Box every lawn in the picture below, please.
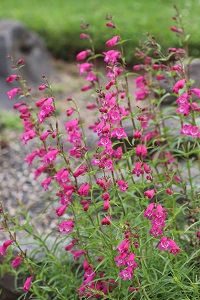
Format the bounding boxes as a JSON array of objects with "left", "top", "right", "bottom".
[{"left": 0, "top": 0, "right": 199, "bottom": 63}]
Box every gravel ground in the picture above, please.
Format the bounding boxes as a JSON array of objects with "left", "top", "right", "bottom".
[{"left": 0, "top": 130, "right": 58, "bottom": 239}]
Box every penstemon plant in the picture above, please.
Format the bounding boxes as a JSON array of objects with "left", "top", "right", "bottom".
[{"left": 1, "top": 5, "right": 200, "bottom": 300}]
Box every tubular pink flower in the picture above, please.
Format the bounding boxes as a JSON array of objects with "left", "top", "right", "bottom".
[
  {"left": 71, "top": 250, "right": 86, "bottom": 260},
  {"left": 76, "top": 50, "right": 90, "bottom": 61},
  {"left": 116, "top": 180, "right": 129, "bottom": 192},
  {"left": 102, "top": 50, "right": 121, "bottom": 64},
  {"left": 158, "top": 236, "right": 170, "bottom": 251},
  {"left": 119, "top": 266, "right": 133, "bottom": 280},
  {"left": 170, "top": 26, "right": 183, "bottom": 34},
  {"left": 11, "top": 256, "right": 22, "bottom": 269},
  {"left": 81, "top": 85, "right": 92, "bottom": 92},
  {"left": 41, "top": 177, "right": 52, "bottom": 191},
  {"left": 57, "top": 220, "right": 74, "bottom": 234},
  {"left": 56, "top": 204, "right": 67, "bottom": 217},
  {"left": 73, "top": 165, "right": 88, "bottom": 178},
  {"left": 65, "top": 239, "right": 77, "bottom": 251},
  {"left": 106, "top": 22, "right": 116, "bottom": 28},
  {"left": 6, "top": 75, "right": 18, "bottom": 83},
  {"left": 101, "top": 214, "right": 111, "bottom": 225},
  {"left": 0, "top": 240, "right": 14, "bottom": 256},
  {"left": 103, "top": 199, "right": 110, "bottom": 210},
  {"left": 78, "top": 183, "right": 90, "bottom": 197},
  {"left": 133, "top": 129, "right": 142, "bottom": 139},
  {"left": 116, "top": 239, "right": 130, "bottom": 253},
  {"left": 144, "top": 189, "right": 155, "bottom": 199},
  {"left": 143, "top": 203, "right": 155, "bottom": 219},
  {"left": 40, "top": 131, "right": 51, "bottom": 141},
  {"left": 43, "top": 149, "right": 60, "bottom": 164},
  {"left": 38, "top": 83, "right": 47, "bottom": 91},
  {"left": 23, "top": 276, "right": 33, "bottom": 292},
  {"left": 106, "top": 35, "right": 119, "bottom": 47},
  {"left": 77, "top": 62, "right": 93, "bottom": 75},
  {"left": 7, "top": 88, "right": 20, "bottom": 99},
  {"left": 172, "top": 79, "right": 186, "bottom": 94},
  {"left": 126, "top": 252, "right": 138, "bottom": 268}
]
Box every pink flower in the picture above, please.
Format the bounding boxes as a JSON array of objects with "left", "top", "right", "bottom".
[
  {"left": 133, "top": 64, "right": 144, "bottom": 71},
  {"left": 144, "top": 189, "right": 155, "bottom": 199},
  {"left": 170, "top": 26, "right": 183, "bottom": 34},
  {"left": 64, "top": 119, "right": 79, "bottom": 132},
  {"left": 102, "top": 50, "right": 121, "bottom": 64},
  {"left": 21, "top": 130, "right": 36, "bottom": 145},
  {"left": 43, "top": 149, "right": 60, "bottom": 164},
  {"left": 6, "top": 75, "right": 18, "bottom": 83},
  {"left": 37, "top": 97, "right": 55, "bottom": 123},
  {"left": 41, "top": 177, "right": 52, "bottom": 191},
  {"left": 40, "top": 131, "right": 51, "bottom": 141},
  {"left": 84, "top": 72, "right": 98, "bottom": 82},
  {"left": 7, "top": 88, "right": 20, "bottom": 99},
  {"left": 23, "top": 276, "right": 33, "bottom": 292},
  {"left": 76, "top": 49, "right": 91, "bottom": 61},
  {"left": 103, "top": 198, "right": 110, "bottom": 210},
  {"left": 143, "top": 203, "right": 155, "bottom": 220},
  {"left": 134, "top": 88, "right": 149, "bottom": 101},
  {"left": 77, "top": 62, "right": 93, "bottom": 75},
  {"left": 126, "top": 252, "right": 138, "bottom": 268},
  {"left": 133, "top": 129, "right": 142, "bottom": 139},
  {"left": 168, "top": 239, "right": 180, "bottom": 254},
  {"left": 136, "top": 144, "right": 147, "bottom": 158},
  {"left": 111, "top": 128, "right": 127, "bottom": 139},
  {"left": 158, "top": 237, "right": 180, "bottom": 254},
  {"left": 115, "top": 253, "right": 127, "bottom": 266},
  {"left": 106, "top": 22, "right": 115, "bottom": 28},
  {"left": 11, "top": 256, "right": 22, "bottom": 269},
  {"left": 180, "top": 123, "right": 192, "bottom": 136},
  {"left": 101, "top": 214, "right": 111, "bottom": 225},
  {"left": 0, "top": 240, "right": 14, "bottom": 256},
  {"left": 57, "top": 220, "right": 74, "bottom": 234},
  {"left": 54, "top": 168, "right": 70, "bottom": 186},
  {"left": 80, "top": 33, "right": 89, "bottom": 39},
  {"left": 78, "top": 183, "right": 90, "bottom": 197},
  {"left": 158, "top": 236, "right": 170, "bottom": 251},
  {"left": 71, "top": 250, "right": 86, "bottom": 260},
  {"left": 134, "top": 76, "right": 146, "bottom": 88},
  {"left": 116, "top": 180, "right": 129, "bottom": 192},
  {"left": 65, "top": 239, "right": 77, "bottom": 251},
  {"left": 119, "top": 266, "right": 133, "bottom": 280},
  {"left": 189, "top": 125, "right": 200, "bottom": 137},
  {"left": 66, "top": 108, "right": 74, "bottom": 116},
  {"left": 81, "top": 84, "right": 92, "bottom": 92},
  {"left": 172, "top": 79, "right": 186, "bottom": 94},
  {"left": 25, "top": 149, "right": 39, "bottom": 166},
  {"left": 106, "top": 35, "right": 119, "bottom": 47},
  {"left": 73, "top": 165, "right": 87, "bottom": 178},
  {"left": 38, "top": 83, "right": 47, "bottom": 90},
  {"left": 116, "top": 239, "right": 130, "bottom": 253},
  {"left": 154, "top": 204, "right": 166, "bottom": 219},
  {"left": 156, "top": 74, "right": 165, "bottom": 80},
  {"left": 56, "top": 204, "right": 67, "bottom": 217},
  {"left": 191, "top": 88, "right": 200, "bottom": 98},
  {"left": 132, "top": 161, "right": 144, "bottom": 177},
  {"left": 149, "top": 225, "right": 163, "bottom": 238}
]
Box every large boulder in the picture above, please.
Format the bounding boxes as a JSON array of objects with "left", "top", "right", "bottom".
[{"left": 0, "top": 19, "right": 53, "bottom": 109}]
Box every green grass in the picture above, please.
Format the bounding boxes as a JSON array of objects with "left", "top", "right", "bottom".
[
  {"left": 0, "top": 111, "right": 23, "bottom": 130},
  {"left": 0, "top": 0, "right": 200, "bottom": 63}
]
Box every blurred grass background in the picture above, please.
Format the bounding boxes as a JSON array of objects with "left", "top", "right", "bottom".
[{"left": 0, "top": 0, "right": 199, "bottom": 63}]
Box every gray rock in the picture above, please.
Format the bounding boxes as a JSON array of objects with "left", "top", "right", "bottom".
[{"left": 0, "top": 19, "right": 53, "bottom": 109}]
